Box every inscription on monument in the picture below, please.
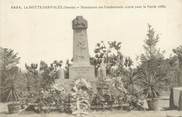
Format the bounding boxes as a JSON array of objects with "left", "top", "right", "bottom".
[{"left": 69, "top": 66, "right": 95, "bottom": 81}]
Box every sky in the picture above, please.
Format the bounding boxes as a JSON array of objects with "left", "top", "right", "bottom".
[{"left": 0, "top": 0, "right": 182, "bottom": 69}]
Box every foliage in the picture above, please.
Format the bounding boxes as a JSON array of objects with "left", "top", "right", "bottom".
[
  {"left": 25, "top": 60, "right": 63, "bottom": 91},
  {"left": 0, "top": 48, "right": 20, "bottom": 70},
  {"left": 2, "top": 68, "right": 19, "bottom": 102},
  {"left": 171, "top": 45, "right": 182, "bottom": 86},
  {"left": 25, "top": 63, "right": 38, "bottom": 76},
  {"left": 135, "top": 65, "right": 167, "bottom": 98},
  {"left": 136, "top": 24, "right": 167, "bottom": 99},
  {"left": 124, "top": 94, "right": 145, "bottom": 111},
  {"left": 34, "top": 88, "right": 66, "bottom": 113},
  {"left": 0, "top": 48, "right": 20, "bottom": 83},
  {"left": 91, "top": 41, "right": 133, "bottom": 78},
  {"left": 0, "top": 48, "right": 22, "bottom": 102},
  {"left": 23, "top": 60, "right": 62, "bottom": 106},
  {"left": 140, "top": 24, "right": 164, "bottom": 62},
  {"left": 124, "top": 68, "right": 139, "bottom": 95},
  {"left": 173, "top": 45, "right": 182, "bottom": 68},
  {"left": 25, "top": 63, "right": 40, "bottom": 99},
  {"left": 91, "top": 41, "right": 142, "bottom": 110}
]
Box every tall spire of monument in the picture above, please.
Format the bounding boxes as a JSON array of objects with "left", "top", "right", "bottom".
[
  {"left": 69, "top": 16, "right": 95, "bottom": 81},
  {"left": 72, "top": 16, "right": 90, "bottom": 66}
]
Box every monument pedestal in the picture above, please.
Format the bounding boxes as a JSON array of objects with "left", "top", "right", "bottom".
[{"left": 69, "top": 65, "right": 95, "bottom": 82}]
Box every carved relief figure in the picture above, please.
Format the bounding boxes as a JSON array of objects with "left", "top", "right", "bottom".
[{"left": 77, "top": 31, "right": 87, "bottom": 49}]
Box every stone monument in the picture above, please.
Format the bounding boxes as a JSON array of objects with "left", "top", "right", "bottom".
[{"left": 69, "top": 16, "right": 95, "bottom": 81}]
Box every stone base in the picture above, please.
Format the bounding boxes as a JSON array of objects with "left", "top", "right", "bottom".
[
  {"left": 172, "top": 87, "right": 182, "bottom": 109},
  {"left": 69, "top": 65, "right": 95, "bottom": 82}
]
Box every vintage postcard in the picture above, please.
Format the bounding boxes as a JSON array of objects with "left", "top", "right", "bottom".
[{"left": 0, "top": 0, "right": 182, "bottom": 117}]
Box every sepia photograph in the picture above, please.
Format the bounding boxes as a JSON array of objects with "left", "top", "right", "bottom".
[{"left": 0, "top": 0, "right": 182, "bottom": 117}]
